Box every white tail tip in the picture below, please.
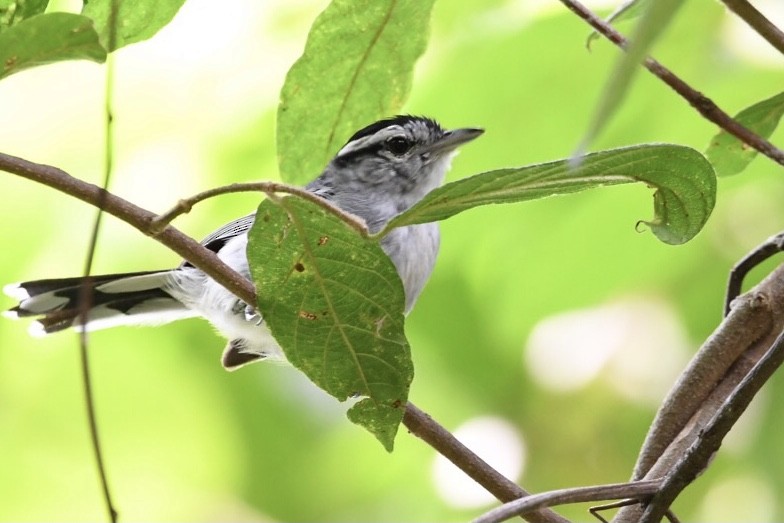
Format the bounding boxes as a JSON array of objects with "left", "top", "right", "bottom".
[
  {"left": 28, "top": 322, "right": 47, "bottom": 338},
  {"left": 3, "top": 282, "right": 28, "bottom": 300}
]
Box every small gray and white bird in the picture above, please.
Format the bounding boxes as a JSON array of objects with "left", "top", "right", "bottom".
[{"left": 3, "top": 115, "right": 482, "bottom": 370}]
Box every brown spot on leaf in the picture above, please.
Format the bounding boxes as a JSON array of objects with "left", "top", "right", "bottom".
[
  {"left": 298, "top": 310, "right": 317, "bottom": 320},
  {"left": 318, "top": 236, "right": 329, "bottom": 246},
  {"left": 294, "top": 262, "right": 305, "bottom": 272},
  {"left": 5, "top": 56, "right": 17, "bottom": 68},
  {"left": 391, "top": 399, "right": 402, "bottom": 409}
]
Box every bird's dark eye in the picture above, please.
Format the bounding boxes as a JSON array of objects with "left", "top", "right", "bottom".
[{"left": 385, "top": 136, "right": 412, "bottom": 156}]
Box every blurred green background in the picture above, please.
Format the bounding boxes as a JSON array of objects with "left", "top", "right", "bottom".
[{"left": 1, "top": 0, "right": 784, "bottom": 521}]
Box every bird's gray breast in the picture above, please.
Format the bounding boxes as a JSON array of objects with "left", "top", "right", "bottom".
[{"left": 380, "top": 222, "right": 440, "bottom": 313}]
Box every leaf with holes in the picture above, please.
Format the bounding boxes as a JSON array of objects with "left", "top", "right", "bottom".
[
  {"left": 0, "top": 12, "right": 106, "bottom": 81},
  {"left": 705, "top": 92, "right": 784, "bottom": 177},
  {"left": 82, "top": 0, "right": 186, "bottom": 52},
  {"left": 247, "top": 196, "right": 411, "bottom": 451},
  {"left": 277, "top": 0, "right": 437, "bottom": 185},
  {"left": 384, "top": 144, "right": 716, "bottom": 245}
]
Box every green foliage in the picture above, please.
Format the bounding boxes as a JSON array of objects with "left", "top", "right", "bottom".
[
  {"left": 579, "top": 0, "right": 685, "bottom": 151},
  {"left": 81, "top": 0, "right": 186, "bottom": 52},
  {"left": 276, "top": 0, "right": 436, "bottom": 185},
  {"left": 385, "top": 144, "right": 716, "bottom": 245},
  {"left": 706, "top": 92, "right": 784, "bottom": 177},
  {"left": 4, "top": 0, "right": 784, "bottom": 520},
  {"left": 248, "top": 196, "right": 411, "bottom": 451},
  {"left": 0, "top": 0, "right": 48, "bottom": 32},
  {"left": 586, "top": 0, "right": 651, "bottom": 49},
  {"left": 0, "top": 12, "right": 105, "bottom": 80}
]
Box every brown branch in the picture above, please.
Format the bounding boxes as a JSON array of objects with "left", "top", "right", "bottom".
[
  {"left": 613, "top": 261, "right": 784, "bottom": 523},
  {"left": 473, "top": 480, "right": 661, "bottom": 523},
  {"left": 403, "top": 404, "right": 569, "bottom": 523},
  {"left": 639, "top": 324, "right": 784, "bottom": 522},
  {"left": 557, "top": 0, "right": 784, "bottom": 169},
  {"left": 630, "top": 292, "right": 773, "bottom": 478},
  {"left": 721, "top": 0, "right": 784, "bottom": 55},
  {"left": 0, "top": 150, "right": 563, "bottom": 522},
  {"left": 0, "top": 151, "right": 258, "bottom": 305}
]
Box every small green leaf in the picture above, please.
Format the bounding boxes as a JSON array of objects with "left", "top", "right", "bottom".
[
  {"left": 0, "top": 0, "right": 49, "bottom": 32},
  {"left": 578, "top": 0, "right": 685, "bottom": 153},
  {"left": 0, "top": 12, "right": 106, "bottom": 81},
  {"left": 705, "top": 92, "right": 784, "bottom": 177},
  {"left": 248, "top": 196, "right": 412, "bottom": 451},
  {"left": 385, "top": 144, "right": 716, "bottom": 245},
  {"left": 81, "top": 0, "right": 186, "bottom": 52},
  {"left": 277, "top": 0, "right": 437, "bottom": 185},
  {"left": 586, "top": 0, "right": 651, "bottom": 49}
]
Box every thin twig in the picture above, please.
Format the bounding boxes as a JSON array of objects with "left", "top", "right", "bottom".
[
  {"left": 725, "top": 231, "right": 784, "bottom": 315},
  {"left": 721, "top": 0, "right": 784, "bottom": 55},
  {"left": 473, "top": 480, "right": 661, "bottom": 523},
  {"left": 639, "top": 326, "right": 784, "bottom": 523},
  {"left": 557, "top": 0, "right": 784, "bottom": 168},
  {"left": 78, "top": 7, "right": 120, "bottom": 519},
  {"left": 0, "top": 151, "right": 555, "bottom": 521},
  {"left": 149, "top": 181, "right": 369, "bottom": 237}
]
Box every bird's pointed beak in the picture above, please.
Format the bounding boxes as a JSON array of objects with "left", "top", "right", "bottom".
[{"left": 427, "top": 127, "right": 484, "bottom": 155}]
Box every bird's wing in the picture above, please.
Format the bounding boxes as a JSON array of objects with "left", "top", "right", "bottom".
[{"left": 179, "top": 213, "right": 256, "bottom": 268}]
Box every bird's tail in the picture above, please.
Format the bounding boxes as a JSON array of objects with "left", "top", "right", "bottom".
[{"left": 3, "top": 270, "right": 196, "bottom": 336}]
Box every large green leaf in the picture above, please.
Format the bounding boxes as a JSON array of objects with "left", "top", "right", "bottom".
[
  {"left": 0, "top": 0, "right": 48, "bottom": 33},
  {"left": 277, "top": 0, "right": 437, "bottom": 185},
  {"left": 0, "top": 12, "right": 105, "bottom": 81},
  {"left": 81, "top": 0, "right": 186, "bottom": 52},
  {"left": 248, "top": 196, "right": 412, "bottom": 451},
  {"left": 578, "top": 0, "right": 685, "bottom": 152},
  {"left": 705, "top": 92, "right": 784, "bottom": 177},
  {"left": 383, "top": 144, "right": 716, "bottom": 245}
]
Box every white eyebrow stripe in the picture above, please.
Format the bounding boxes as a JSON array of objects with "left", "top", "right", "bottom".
[{"left": 337, "top": 125, "right": 406, "bottom": 157}]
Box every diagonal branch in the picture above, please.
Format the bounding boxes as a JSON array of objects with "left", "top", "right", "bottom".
[
  {"left": 639, "top": 325, "right": 784, "bottom": 522},
  {"left": 613, "top": 260, "right": 784, "bottom": 523},
  {"left": 720, "top": 0, "right": 784, "bottom": 55},
  {"left": 558, "top": 0, "right": 784, "bottom": 169},
  {"left": 0, "top": 150, "right": 565, "bottom": 523}
]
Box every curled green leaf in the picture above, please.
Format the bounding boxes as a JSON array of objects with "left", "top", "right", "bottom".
[
  {"left": 705, "top": 92, "right": 784, "bottom": 177},
  {"left": 384, "top": 144, "right": 716, "bottom": 245},
  {"left": 277, "top": 0, "right": 437, "bottom": 185},
  {"left": 248, "top": 196, "right": 412, "bottom": 451},
  {"left": 0, "top": 12, "right": 106, "bottom": 81}
]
